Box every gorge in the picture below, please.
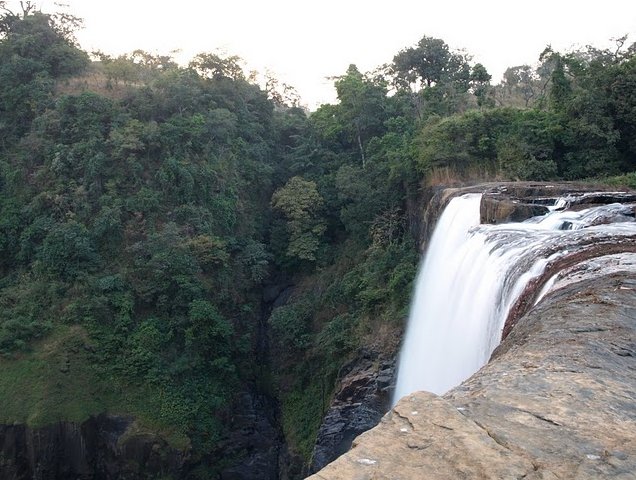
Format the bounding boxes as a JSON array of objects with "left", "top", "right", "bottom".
[
  {"left": 309, "top": 185, "right": 636, "bottom": 479},
  {"left": 1, "top": 6, "right": 636, "bottom": 478}
]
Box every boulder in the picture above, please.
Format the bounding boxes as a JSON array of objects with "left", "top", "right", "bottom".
[{"left": 480, "top": 196, "right": 549, "bottom": 224}]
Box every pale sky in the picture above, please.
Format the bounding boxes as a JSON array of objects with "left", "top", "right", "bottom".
[{"left": 33, "top": 0, "right": 636, "bottom": 109}]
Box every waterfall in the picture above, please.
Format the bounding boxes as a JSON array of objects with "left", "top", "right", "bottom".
[{"left": 392, "top": 193, "right": 636, "bottom": 404}]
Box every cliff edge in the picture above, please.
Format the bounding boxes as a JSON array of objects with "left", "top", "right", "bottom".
[{"left": 308, "top": 268, "right": 636, "bottom": 479}]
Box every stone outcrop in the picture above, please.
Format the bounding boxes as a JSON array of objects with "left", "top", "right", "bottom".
[
  {"left": 417, "top": 182, "right": 635, "bottom": 243},
  {"left": 0, "top": 414, "right": 187, "bottom": 480},
  {"left": 480, "top": 196, "right": 550, "bottom": 224},
  {"left": 480, "top": 185, "right": 636, "bottom": 225},
  {"left": 309, "top": 351, "right": 396, "bottom": 473},
  {"left": 308, "top": 270, "right": 636, "bottom": 479}
]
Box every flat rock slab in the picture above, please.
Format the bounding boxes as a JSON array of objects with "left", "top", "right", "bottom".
[
  {"left": 308, "top": 273, "right": 636, "bottom": 479},
  {"left": 310, "top": 392, "right": 533, "bottom": 480}
]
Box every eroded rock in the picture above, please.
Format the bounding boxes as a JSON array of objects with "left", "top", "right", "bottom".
[
  {"left": 309, "top": 352, "right": 396, "bottom": 473},
  {"left": 480, "top": 186, "right": 636, "bottom": 225},
  {"left": 480, "top": 196, "right": 549, "bottom": 224},
  {"left": 309, "top": 392, "right": 533, "bottom": 480},
  {"left": 309, "top": 272, "right": 636, "bottom": 479}
]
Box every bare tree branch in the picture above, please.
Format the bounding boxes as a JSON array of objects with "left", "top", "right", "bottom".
[{"left": 19, "top": 1, "right": 37, "bottom": 16}]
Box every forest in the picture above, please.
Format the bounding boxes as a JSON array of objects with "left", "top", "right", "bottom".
[{"left": 0, "top": 2, "right": 635, "bottom": 477}]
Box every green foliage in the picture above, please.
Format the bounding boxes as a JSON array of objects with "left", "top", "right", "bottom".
[
  {"left": 0, "top": 8, "right": 88, "bottom": 141},
  {"left": 496, "top": 135, "right": 558, "bottom": 180},
  {"left": 187, "top": 299, "right": 234, "bottom": 355},
  {"left": 391, "top": 35, "right": 476, "bottom": 118},
  {"left": 0, "top": 198, "right": 23, "bottom": 269},
  {"left": 269, "top": 300, "right": 313, "bottom": 352},
  {"left": 470, "top": 63, "right": 494, "bottom": 107},
  {"left": 36, "top": 221, "right": 100, "bottom": 279},
  {"left": 498, "top": 65, "right": 541, "bottom": 107},
  {"left": 0, "top": 10, "right": 286, "bottom": 466},
  {"left": 237, "top": 240, "right": 271, "bottom": 283},
  {"left": 271, "top": 176, "right": 326, "bottom": 263},
  {"left": 600, "top": 171, "right": 636, "bottom": 189},
  {"left": 316, "top": 314, "right": 357, "bottom": 359},
  {"left": 417, "top": 108, "right": 564, "bottom": 180},
  {"left": 392, "top": 35, "right": 470, "bottom": 89},
  {"left": 270, "top": 224, "right": 418, "bottom": 461},
  {"left": 280, "top": 379, "right": 328, "bottom": 461},
  {"left": 189, "top": 52, "right": 245, "bottom": 80},
  {"left": 334, "top": 65, "right": 389, "bottom": 165},
  {"left": 0, "top": 278, "right": 55, "bottom": 353},
  {"left": 124, "top": 317, "right": 170, "bottom": 381}
]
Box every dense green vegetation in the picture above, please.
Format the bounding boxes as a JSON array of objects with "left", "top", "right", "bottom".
[
  {"left": 0, "top": 3, "right": 281, "bottom": 473},
  {"left": 0, "top": 2, "right": 634, "bottom": 476}
]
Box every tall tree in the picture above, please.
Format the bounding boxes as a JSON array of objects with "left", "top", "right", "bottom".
[
  {"left": 189, "top": 52, "right": 245, "bottom": 80},
  {"left": 334, "top": 65, "right": 388, "bottom": 166},
  {"left": 392, "top": 35, "right": 470, "bottom": 88},
  {"left": 391, "top": 35, "right": 471, "bottom": 117},
  {"left": 470, "top": 63, "right": 493, "bottom": 107},
  {"left": 499, "top": 65, "right": 540, "bottom": 107},
  {"left": 271, "top": 176, "right": 326, "bottom": 263}
]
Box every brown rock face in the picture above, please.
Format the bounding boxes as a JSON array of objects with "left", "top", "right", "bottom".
[
  {"left": 480, "top": 196, "right": 550, "bottom": 224},
  {"left": 308, "top": 272, "right": 636, "bottom": 479},
  {"left": 479, "top": 188, "right": 636, "bottom": 225},
  {"left": 309, "top": 352, "right": 395, "bottom": 473}
]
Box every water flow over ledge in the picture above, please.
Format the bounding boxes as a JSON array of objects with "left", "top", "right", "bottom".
[{"left": 393, "top": 193, "right": 636, "bottom": 405}]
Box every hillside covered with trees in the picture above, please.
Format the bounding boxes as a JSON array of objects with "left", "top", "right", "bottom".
[{"left": 0, "top": 2, "right": 635, "bottom": 477}]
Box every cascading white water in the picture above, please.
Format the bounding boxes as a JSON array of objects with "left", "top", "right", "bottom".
[{"left": 392, "top": 193, "right": 636, "bottom": 405}]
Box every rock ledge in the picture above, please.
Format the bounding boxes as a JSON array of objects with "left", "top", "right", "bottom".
[{"left": 308, "top": 271, "right": 636, "bottom": 479}]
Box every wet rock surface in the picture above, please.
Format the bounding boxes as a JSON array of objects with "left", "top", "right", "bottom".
[
  {"left": 309, "top": 352, "right": 396, "bottom": 474},
  {"left": 308, "top": 272, "right": 636, "bottom": 479},
  {"left": 416, "top": 182, "right": 635, "bottom": 238},
  {"left": 480, "top": 183, "right": 636, "bottom": 225},
  {"left": 480, "top": 196, "right": 550, "bottom": 224}
]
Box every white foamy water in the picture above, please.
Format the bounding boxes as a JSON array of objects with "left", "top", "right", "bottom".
[{"left": 392, "top": 194, "right": 636, "bottom": 405}]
